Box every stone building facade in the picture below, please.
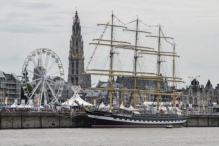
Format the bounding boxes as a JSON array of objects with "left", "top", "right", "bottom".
[
  {"left": 67, "top": 11, "right": 91, "bottom": 88},
  {"left": 180, "top": 79, "right": 219, "bottom": 112},
  {"left": 0, "top": 70, "right": 21, "bottom": 105}
]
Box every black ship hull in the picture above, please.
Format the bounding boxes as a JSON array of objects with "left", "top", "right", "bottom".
[{"left": 85, "top": 110, "right": 188, "bottom": 128}]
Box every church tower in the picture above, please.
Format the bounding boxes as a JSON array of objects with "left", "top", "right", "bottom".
[{"left": 67, "top": 11, "right": 91, "bottom": 88}]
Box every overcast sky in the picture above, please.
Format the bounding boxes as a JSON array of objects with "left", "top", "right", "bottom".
[{"left": 0, "top": 0, "right": 219, "bottom": 88}]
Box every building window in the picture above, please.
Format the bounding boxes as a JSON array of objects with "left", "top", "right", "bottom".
[
  {"left": 76, "top": 41, "right": 78, "bottom": 47},
  {"left": 189, "top": 97, "right": 193, "bottom": 104},
  {"left": 184, "top": 97, "right": 187, "bottom": 103},
  {"left": 72, "top": 69, "right": 74, "bottom": 74},
  {"left": 76, "top": 77, "right": 78, "bottom": 85},
  {"left": 76, "top": 62, "right": 78, "bottom": 68},
  {"left": 76, "top": 69, "right": 78, "bottom": 74},
  {"left": 72, "top": 62, "right": 74, "bottom": 68},
  {"left": 194, "top": 98, "right": 197, "bottom": 104},
  {"left": 71, "top": 77, "right": 74, "bottom": 84}
]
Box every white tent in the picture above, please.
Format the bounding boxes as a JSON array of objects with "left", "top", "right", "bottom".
[
  {"left": 120, "top": 104, "right": 138, "bottom": 111},
  {"left": 10, "top": 103, "right": 17, "bottom": 108},
  {"left": 129, "top": 105, "right": 134, "bottom": 109},
  {"left": 40, "top": 105, "right": 45, "bottom": 109},
  {"left": 99, "top": 102, "right": 106, "bottom": 109},
  {"left": 120, "top": 104, "right": 125, "bottom": 109},
  {"left": 61, "top": 90, "right": 94, "bottom": 107},
  {"left": 24, "top": 105, "right": 33, "bottom": 108},
  {"left": 143, "top": 102, "right": 171, "bottom": 106},
  {"left": 17, "top": 105, "right": 24, "bottom": 108}
]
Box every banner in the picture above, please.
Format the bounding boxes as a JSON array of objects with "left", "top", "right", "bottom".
[
  {"left": 178, "top": 102, "right": 182, "bottom": 108},
  {"left": 203, "top": 104, "right": 205, "bottom": 109},
  {"left": 21, "top": 99, "right": 25, "bottom": 106},
  {"left": 37, "top": 98, "right": 40, "bottom": 104},
  {"left": 34, "top": 94, "right": 40, "bottom": 108},
  {"left": 67, "top": 99, "right": 69, "bottom": 105},
  {"left": 113, "top": 100, "right": 117, "bottom": 105},
  {"left": 121, "top": 101, "right": 123, "bottom": 106},
  {"left": 189, "top": 104, "right": 192, "bottom": 109},
  {"left": 5, "top": 97, "right": 7, "bottom": 104},
  {"left": 184, "top": 103, "right": 186, "bottom": 108},
  {"left": 14, "top": 99, "right": 17, "bottom": 105},
  {"left": 29, "top": 100, "right": 33, "bottom": 105},
  {"left": 44, "top": 100, "right": 47, "bottom": 106},
  {"left": 94, "top": 100, "right": 96, "bottom": 105}
]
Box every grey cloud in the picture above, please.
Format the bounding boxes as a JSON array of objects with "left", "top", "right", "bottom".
[
  {"left": 25, "top": 2, "right": 52, "bottom": 10},
  {"left": 41, "top": 16, "right": 62, "bottom": 21},
  {"left": 0, "top": 0, "right": 52, "bottom": 10},
  {"left": 0, "top": 25, "right": 54, "bottom": 33},
  {"left": 6, "top": 12, "right": 30, "bottom": 18}
]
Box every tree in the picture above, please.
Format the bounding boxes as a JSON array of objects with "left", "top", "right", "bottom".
[{"left": 21, "top": 84, "right": 33, "bottom": 103}]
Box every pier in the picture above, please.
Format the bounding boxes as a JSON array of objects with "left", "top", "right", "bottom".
[
  {"left": 0, "top": 112, "right": 90, "bottom": 129},
  {"left": 185, "top": 114, "right": 219, "bottom": 127}
]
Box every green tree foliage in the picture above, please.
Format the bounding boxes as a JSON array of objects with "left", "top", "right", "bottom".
[{"left": 21, "top": 84, "right": 33, "bottom": 102}]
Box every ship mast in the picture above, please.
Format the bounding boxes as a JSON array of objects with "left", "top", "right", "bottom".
[
  {"left": 109, "top": 11, "right": 114, "bottom": 112},
  {"left": 157, "top": 25, "right": 161, "bottom": 110},
  {"left": 172, "top": 43, "right": 176, "bottom": 107},
  {"left": 145, "top": 25, "right": 174, "bottom": 110},
  {"left": 133, "top": 16, "right": 138, "bottom": 109}
]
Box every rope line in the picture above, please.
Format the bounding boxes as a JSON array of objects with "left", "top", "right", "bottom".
[
  {"left": 139, "top": 20, "right": 158, "bottom": 27},
  {"left": 160, "top": 28, "right": 174, "bottom": 46},
  {"left": 77, "top": 22, "right": 110, "bottom": 91},
  {"left": 113, "top": 15, "right": 136, "bottom": 25}
]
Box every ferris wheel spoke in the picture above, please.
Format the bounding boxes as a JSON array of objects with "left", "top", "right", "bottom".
[
  {"left": 44, "top": 82, "right": 47, "bottom": 101},
  {"left": 27, "top": 78, "right": 41, "bottom": 84},
  {"left": 31, "top": 57, "right": 43, "bottom": 75},
  {"left": 46, "top": 60, "right": 55, "bottom": 75},
  {"left": 46, "top": 81, "right": 57, "bottom": 101},
  {"left": 29, "top": 80, "right": 43, "bottom": 99},
  {"left": 40, "top": 80, "right": 45, "bottom": 105},
  {"left": 47, "top": 79, "right": 56, "bottom": 84},
  {"left": 45, "top": 53, "right": 50, "bottom": 73},
  {"left": 27, "top": 69, "right": 41, "bottom": 77}
]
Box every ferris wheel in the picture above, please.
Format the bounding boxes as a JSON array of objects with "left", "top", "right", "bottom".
[{"left": 21, "top": 48, "right": 64, "bottom": 105}]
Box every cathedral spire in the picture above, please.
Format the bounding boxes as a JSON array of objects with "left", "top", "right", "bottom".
[
  {"left": 75, "top": 10, "right": 79, "bottom": 20},
  {"left": 68, "top": 10, "right": 91, "bottom": 88}
]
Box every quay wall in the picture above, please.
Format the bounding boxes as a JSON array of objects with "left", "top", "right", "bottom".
[
  {"left": 1, "top": 112, "right": 219, "bottom": 129},
  {"left": 184, "top": 115, "right": 219, "bottom": 127},
  {"left": 0, "top": 112, "right": 90, "bottom": 129}
]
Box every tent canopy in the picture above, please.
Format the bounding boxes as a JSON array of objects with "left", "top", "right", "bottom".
[{"left": 61, "top": 90, "right": 94, "bottom": 107}]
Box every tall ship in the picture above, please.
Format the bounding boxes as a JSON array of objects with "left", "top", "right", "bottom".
[{"left": 76, "top": 12, "right": 188, "bottom": 128}]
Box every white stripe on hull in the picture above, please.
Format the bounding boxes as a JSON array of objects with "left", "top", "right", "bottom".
[{"left": 88, "top": 114, "right": 186, "bottom": 125}]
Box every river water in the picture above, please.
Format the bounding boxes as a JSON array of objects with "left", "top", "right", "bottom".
[{"left": 0, "top": 128, "right": 219, "bottom": 146}]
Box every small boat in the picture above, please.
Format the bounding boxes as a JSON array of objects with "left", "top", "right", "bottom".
[{"left": 166, "top": 125, "right": 173, "bottom": 128}]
